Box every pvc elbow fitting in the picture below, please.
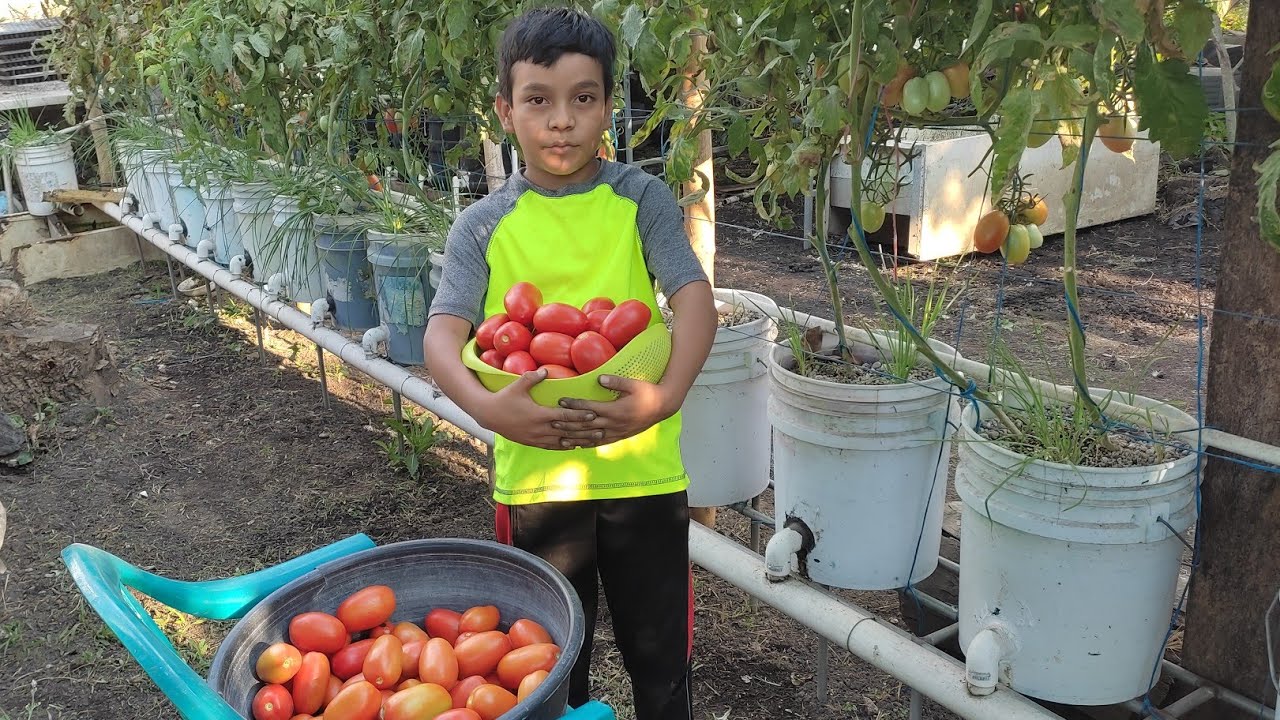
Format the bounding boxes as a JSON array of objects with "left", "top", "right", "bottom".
[
  {"left": 310, "top": 298, "right": 330, "bottom": 326},
  {"left": 362, "top": 325, "right": 389, "bottom": 356},
  {"left": 265, "top": 273, "right": 287, "bottom": 298},
  {"left": 229, "top": 255, "right": 246, "bottom": 277},
  {"left": 965, "top": 625, "right": 1015, "bottom": 696},
  {"left": 764, "top": 526, "right": 805, "bottom": 583},
  {"left": 195, "top": 238, "right": 215, "bottom": 261},
  {"left": 167, "top": 223, "right": 185, "bottom": 245}
]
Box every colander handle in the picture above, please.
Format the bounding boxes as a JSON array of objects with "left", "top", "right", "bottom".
[{"left": 61, "top": 534, "right": 377, "bottom": 720}]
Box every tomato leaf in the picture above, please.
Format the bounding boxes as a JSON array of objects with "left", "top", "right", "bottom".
[
  {"left": 1168, "top": 0, "right": 1214, "bottom": 60},
  {"left": 282, "top": 44, "right": 304, "bottom": 74},
  {"left": 1133, "top": 51, "right": 1208, "bottom": 159},
  {"left": 727, "top": 115, "right": 749, "bottom": 156},
  {"left": 1093, "top": 33, "right": 1118, "bottom": 102},
  {"left": 963, "top": 0, "right": 993, "bottom": 57},
  {"left": 972, "top": 23, "right": 1042, "bottom": 105},
  {"left": 1094, "top": 0, "right": 1145, "bottom": 43},
  {"left": 619, "top": 4, "right": 644, "bottom": 49},
  {"left": 1257, "top": 141, "right": 1280, "bottom": 250},
  {"left": 247, "top": 32, "right": 271, "bottom": 58},
  {"left": 1264, "top": 61, "right": 1280, "bottom": 124},
  {"left": 989, "top": 87, "right": 1037, "bottom": 199},
  {"left": 1047, "top": 24, "right": 1098, "bottom": 50}
]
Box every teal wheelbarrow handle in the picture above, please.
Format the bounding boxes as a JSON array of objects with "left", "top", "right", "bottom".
[{"left": 61, "top": 533, "right": 377, "bottom": 720}]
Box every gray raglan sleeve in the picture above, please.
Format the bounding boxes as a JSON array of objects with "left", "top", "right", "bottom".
[
  {"left": 635, "top": 176, "right": 709, "bottom": 296},
  {"left": 428, "top": 204, "right": 492, "bottom": 328}
]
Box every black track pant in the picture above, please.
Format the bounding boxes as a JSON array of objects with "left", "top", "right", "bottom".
[{"left": 496, "top": 491, "right": 693, "bottom": 720}]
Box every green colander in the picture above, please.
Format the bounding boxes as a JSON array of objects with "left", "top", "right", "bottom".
[{"left": 461, "top": 324, "right": 672, "bottom": 407}]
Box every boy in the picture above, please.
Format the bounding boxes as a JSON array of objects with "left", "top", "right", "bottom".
[{"left": 422, "top": 7, "right": 717, "bottom": 720}]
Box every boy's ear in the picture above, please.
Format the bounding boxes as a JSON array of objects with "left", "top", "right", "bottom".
[{"left": 494, "top": 94, "right": 514, "bottom": 134}]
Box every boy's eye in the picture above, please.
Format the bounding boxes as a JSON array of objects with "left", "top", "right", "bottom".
[
  {"left": 527, "top": 96, "right": 547, "bottom": 105},
  {"left": 576, "top": 94, "right": 595, "bottom": 103}
]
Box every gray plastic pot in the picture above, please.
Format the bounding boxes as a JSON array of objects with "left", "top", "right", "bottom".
[
  {"left": 207, "top": 538, "right": 585, "bottom": 719},
  {"left": 366, "top": 230, "right": 444, "bottom": 365},
  {"left": 314, "top": 213, "right": 379, "bottom": 331}
]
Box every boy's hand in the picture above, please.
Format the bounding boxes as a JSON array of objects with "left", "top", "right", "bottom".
[
  {"left": 554, "top": 375, "right": 679, "bottom": 448},
  {"left": 481, "top": 369, "right": 600, "bottom": 450}
]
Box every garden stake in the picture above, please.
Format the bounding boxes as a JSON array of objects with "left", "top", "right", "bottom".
[
  {"left": 748, "top": 493, "right": 762, "bottom": 613},
  {"left": 392, "top": 390, "right": 404, "bottom": 455},
  {"left": 253, "top": 307, "right": 266, "bottom": 361},
  {"left": 164, "top": 254, "right": 178, "bottom": 299},
  {"left": 817, "top": 632, "right": 830, "bottom": 704},
  {"left": 316, "top": 343, "right": 330, "bottom": 410}
]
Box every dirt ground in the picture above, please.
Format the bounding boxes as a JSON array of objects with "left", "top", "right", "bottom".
[{"left": 0, "top": 156, "right": 1222, "bottom": 720}]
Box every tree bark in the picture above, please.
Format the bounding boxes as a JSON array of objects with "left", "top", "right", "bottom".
[{"left": 1183, "top": 3, "right": 1280, "bottom": 714}]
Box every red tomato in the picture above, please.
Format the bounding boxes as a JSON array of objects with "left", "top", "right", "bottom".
[
  {"left": 517, "top": 669, "right": 550, "bottom": 701},
  {"left": 455, "top": 631, "right": 478, "bottom": 646},
  {"left": 325, "top": 675, "right": 343, "bottom": 706},
  {"left": 533, "top": 303, "right": 589, "bottom": 336},
  {"left": 397, "top": 678, "right": 423, "bottom": 691},
  {"left": 336, "top": 586, "right": 396, "bottom": 633},
  {"left": 570, "top": 332, "right": 616, "bottom": 374},
  {"left": 454, "top": 631, "right": 512, "bottom": 678},
  {"left": 393, "top": 622, "right": 430, "bottom": 647},
  {"left": 331, "top": 639, "right": 376, "bottom": 681},
  {"left": 507, "top": 619, "right": 552, "bottom": 649},
  {"left": 450, "top": 675, "right": 488, "bottom": 709},
  {"left": 496, "top": 643, "right": 560, "bottom": 689},
  {"left": 420, "top": 637, "right": 460, "bottom": 690},
  {"left": 493, "top": 321, "right": 532, "bottom": 355},
  {"left": 467, "top": 684, "right": 518, "bottom": 720},
  {"left": 460, "top": 606, "right": 500, "bottom": 634},
  {"left": 540, "top": 364, "right": 579, "bottom": 379},
  {"left": 342, "top": 672, "right": 367, "bottom": 689},
  {"left": 437, "top": 710, "right": 483, "bottom": 720},
  {"left": 252, "top": 683, "right": 293, "bottom": 720},
  {"left": 425, "top": 609, "right": 462, "bottom": 645},
  {"left": 291, "top": 652, "right": 331, "bottom": 716},
  {"left": 323, "top": 681, "right": 382, "bottom": 720},
  {"left": 581, "top": 297, "right": 615, "bottom": 315},
  {"left": 475, "top": 313, "right": 509, "bottom": 351},
  {"left": 586, "top": 309, "right": 609, "bottom": 334},
  {"left": 502, "top": 351, "right": 538, "bottom": 375},
  {"left": 400, "top": 639, "right": 425, "bottom": 680},
  {"left": 256, "top": 642, "right": 303, "bottom": 684},
  {"left": 503, "top": 282, "right": 543, "bottom": 326},
  {"left": 288, "top": 612, "right": 348, "bottom": 655},
  {"left": 600, "top": 299, "right": 651, "bottom": 349},
  {"left": 479, "top": 348, "right": 505, "bottom": 369},
  {"left": 383, "top": 682, "right": 453, "bottom": 720},
  {"left": 484, "top": 673, "right": 502, "bottom": 687},
  {"left": 369, "top": 621, "right": 395, "bottom": 639},
  {"left": 363, "top": 635, "right": 403, "bottom": 690},
  {"left": 529, "top": 332, "right": 575, "bottom": 368}
]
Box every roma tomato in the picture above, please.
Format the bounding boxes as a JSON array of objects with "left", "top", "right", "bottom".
[
  {"left": 336, "top": 585, "right": 396, "bottom": 633},
  {"left": 475, "top": 313, "right": 509, "bottom": 351},
  {"left": 420, "top": 637, "right": 460, "bottom": 690},
  {"left": 599, "top": 300, "right": 651, "bottom": 350},
  {"left": 533, "top": 303, "right": 589, "bottom": 336},
  {"left": 529, "top": 332, "right": 575, "bottom": 368},
  {"left": 540, "top": 364, "right": 579, "bottom": 379},
  {"left": 1027, "top": 114, "right": 1056, "bottom": 148},
  {"left": 585, "top": 309, "right": 609, "bottom": 334},
  {"left": 363, "top": 634, "right": 404, "bottom": 690},
  {"left": 291, "top": 652, "right": 331, "bottom": 716},
  {"left": 437, "top": 710, "right": 483, "bottom": 720},
  {"left": 369, "top": 621, "right": 395, "bottom": 639},
  {"left": 460, "top": 606, "right": 500, "bottom": 634},
  {"left": 252, "top": 683, "right": 293, "bottom": 720},
  {"left": 342, "top": 672, "right": 367, "bottom": 689},
  {"left": 900, "top": 76, "right": 929, "bottom": 115},
  {"left": 323, "top": 681, "right": 382, "bottom": 720},
  {"left": 496, "top": 643, "right": 560, "bottom": 689},
  {"left": 924, "top": 70, "right": 951, "bottom": 112},
  {"left": 256, "top": 642, "right": 303, "bottom": 684},
  {"left": 859, "top": 201, "right": 886, "bottom": 234},
  {"left": 1002, "top": 224, "right": 1031, "bottom": 266},
  {"left": 507, "top": 619, "right": 552, "bottom": 649},
  {"left": 581, "top": 297, "right": 615, "bottom": 315},
  {"left": 466, "top": 684, "right": 518, "bottom": 720},
  {"left": 881, "top": 64, "right": 917, "bottom": 107},
  {"left": 942, "top": 62, "right": 970, "bottom": 99},
  {"left": 383, "top": 683, "right": 453, "bottom": 720},
  {"left": 973, "top": 210, "right": 1011, "bottom": 254},
  {"left": 493, "top": 321, "right": 532, "bottom": 355},
  {"left": 454, "top": 631, "right": 512, "bottom": 678},
  {"left": 401, "top": 640, "right": 426, "bottom": 680},
  {"left": 570, "top": 332, "right": 616, "bottom": 374},
  {"left": 331, "top": 639, "right": 376, "bottom": 680},
  {"left": 455, "top": 631, "right": 478, "bottom": 645},
  {"left": 502, "top": 351, "right": 538, "bottom": 375},
  {"left": 1027, "top": 223, "right": 1045, "bottom": 249},
  {"left": 450, "top": 676, "right": 488, "bottom": 709},
  {"left": 517, "top": 670, "right": 550, "bottom": 702},
  {"left": 1099, "top": 115, "right": 1135, "bottom": 153},
  {"left": 325, "top": 675, "right": 344, "bottom": 706},
  {"left": 425, "top": 609, "right": 462, "bottom": 645},
  {"left": 503, "top": 282, "right": 543, "bottom": 326},
  {"left": 394, "top": 621, "right": 431, "bottom": 647},
  {"left": 288, "top": 612, "right": 348, "bottom": 655},
  {"left": 479, "top": 349, "right": 505, "bottom": 369},
  {"left": 1020, "top": 195, "right": 1048, "bottom": 226},
  {"left": 398, "top": 678, "right": 423, "bottom": 691}
]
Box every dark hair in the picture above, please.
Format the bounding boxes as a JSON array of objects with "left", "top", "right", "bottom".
[{"left": 497, "top": 6, "right": 616, "bottom": 100}]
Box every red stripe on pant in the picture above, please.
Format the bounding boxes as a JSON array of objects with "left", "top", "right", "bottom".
[
  {"left": 495, "top": 502, "right": 512, "bottom": 545},
  {"left": 687, "top": 566, "right": 695, "bottom": 661}
]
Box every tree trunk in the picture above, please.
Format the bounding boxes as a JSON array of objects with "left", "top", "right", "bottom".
[
  {"left": 1183, "top": 3, "right": 1280, "bottom": 715},
  {"left": 482, "top": 135, "right": 507, "bottom": 194}
]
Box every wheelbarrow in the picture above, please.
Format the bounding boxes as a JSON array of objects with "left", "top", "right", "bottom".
[{"left": 62, "top": 534, "right": 615, "bottom": 719}]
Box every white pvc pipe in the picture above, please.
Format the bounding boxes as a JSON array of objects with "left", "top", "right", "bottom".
[
  {"left": 965, "top": 625, "right": 1017, "bottom": 697},
  {"left": 763, "top": 526, "right": 803, "bottom": 582},
  {"left": 688, "top": 524, "right": 1063, "bottom": 720},
  {"left": 101, "top": 201, "right": 493, "bottom": 445}
]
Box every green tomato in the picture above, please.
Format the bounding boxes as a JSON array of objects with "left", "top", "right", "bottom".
[
  {"left": 1001, "top": 224, "right": 1031, "bottom": 265},
  {"left": 901, "top": 77, "right": 929, "bottom": 115},
  {"left": 924, "top": 71, "right": 951, "bottom": 112},
  {"left": 1026, "top": 223, "right": 1044, "bottom": 249},
  {"left": 860, "top": 200, "right": 886, "bottom": 233},
  {"left": 318, "top": 114, "right": 330, "bottom": 133},
  {"left": 1027, "top": 116, "right": 1056, "bottom": 148}
]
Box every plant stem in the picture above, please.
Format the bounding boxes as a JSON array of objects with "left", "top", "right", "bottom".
[
  {"left": 1063, "top": 103, "right": 1100, "bottom": 421},
  {"left": 811, "top": 156, "right": 850, "bottom": 354}
]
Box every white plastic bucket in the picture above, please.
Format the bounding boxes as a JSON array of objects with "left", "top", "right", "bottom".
[
  {"left": 681, "top": 288, "right": 779, "bottom": 507},
  {"left": 230, "top": 182, "right": 275, "bottom": 282},
  {"left": 955, "top": 396, "right": 1198, "bottom": 705},
  {"left": 13, "top": 138, "right": 78, "bottom": 217},
  {"left": 166, "top": 163, "right": 206, "bottom": 249},
  {"left": 203, "top": 173, "right": 241, "bottom": 266},
  {"left": 137, "top": 148, "right": 176, "bottom": 227},
  {"left": 269, "top": 198, "right": 325, "bottom": 305},
  {"left": 114, "top": 141, "right": 146, "bottom": 212},
  {"left": 766, "top": 331, "right": 959, "bottom": 590}
]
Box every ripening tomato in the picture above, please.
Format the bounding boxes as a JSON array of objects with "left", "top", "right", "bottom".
[
  {"left": 455, "top": 631, "right": 478, "bottom": 646},
  {"left": 454, "top": 631, "right": 512, "bottom": 678},
  {"left": 581, "top": 297, "right": 615, "bottom": 315},
  {"left": 973, "top": 210, "right": 1011, "bottom": 254},
  {"left": 1002, "top": 224, "right": 1031, "bottom": 266},
  {"left": 475, "top": 313, "right": 509, "bottom": 351},
  {"left": 517, "top": 670, "right": 550, "bottom": 702},
  {"left": 942, "top": 62, "right": 969, "bottom": 99},
  {"left": 383, "top": 682, "right": 453, "bottom": 720},
  {"left": 540, "top": 364, "right": 579, "bottom": 379},
  {"left": 502, "top": 351, "right": 538, "bottom": 375},
  {"left": 369, "top": 621, "right": 395, "bottom": 639},
  {"left": 529, "top": 332, "right": 575, "bottom": 368},
  {"left": 363, "top": 634, "right": 403, "bottom": 690},
  {"left": 507, "top": 619, "right": 552, "bottom": 649},
  {"left": 881, "top": 63, "right": 916, "bottom": 107},
  {"left": 336, "top": 585, "right": 397, "bottom": 633},
  {"left": 400, "top": 640, "right": 425, "bottom": 680},
  {"left": 420, "top": 637, "right": 460, "bottom": 690},
  {"left": 466, "top": 684, "right": 518, "bottom": 720},
  {"left": 332, "top": 639, "right": 376, "bottom": 680},
  {"left": 900, "top": 76, "right": 929, "bottom": 115},
  {"left": 288, "top": 612, "right": 348, "bottom": 655},
  {"left": 325, "top": 675, "right": 344, "bottom": 707},
  {"left": 256, "top": 643, "right": 303, "bottom": 684},
  {"left": 1099, "top": 115, "right": 1135, "bottom": 153},
  {"left": 458, "top": 606, "right": 498, "bottom": 637},
  {"left": 342, "top": 672, "right": 368, "bottom": 689},
  {"left": 570, "top": 332, "right": 617, "bottom": 374},
  {"left": 450, "top": 676, "right": 488, "bottom": 709},
  {"left": 503, "top": 282, "right": 543, "bottom": 326},
  {"left": 1027, "top": 223, "right": 1045, "bottom": 249},
  {"left": 252, "top": 683, "right": 294, "bottom": 720},
  {"left": 496, "top": 643, "right": 560, "bottom": 689},
  {"left": 323, "top": 681, "right": 382, "bottom": 720},
  {"left": 425, "top": 609, "right": 463, "bottom": 645},
  {"left": 600, "top": 300, "right": 651, "bottom": 350},
  {"left": 398, "top": 678, "right": 423, "bottom": 691},
  {"left": 585, "top": 309, "right": 609, "bottom": 334},
  {"left": 393, "top": 622, "right": 431, "bottom": 647},
  {"left": 533, "top": 303, "right": 589, "bottom": 336},
  {"left": 291, "top": 652, "right": 331, "bottom": 716},
  {"left": 437, "top": 710, "right": 483, "bottom": 720},
  {"left": 1021, "top": 195, "right": 1048, "bottom": 226},
  {"left": 493, "top": 321, "right": 532, "bottom": 355}
]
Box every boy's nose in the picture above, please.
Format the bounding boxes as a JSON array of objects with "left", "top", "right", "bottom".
[{"left": 548, "top": 103, "right": 574, "bottom": 130}]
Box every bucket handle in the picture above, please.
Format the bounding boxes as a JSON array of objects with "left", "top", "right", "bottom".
[{"left": 60, "top": 534, "right": 376, "bottom": 720}]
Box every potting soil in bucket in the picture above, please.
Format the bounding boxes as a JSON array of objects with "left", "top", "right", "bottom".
[
  {"left": 269, "top": 197, "right": 326, "bottom": 306},
  {"left": 13, "top": 138, "right": 78, "bottom": 217},
  {"left": 207, "top": 538, "right": 586, "bottom": 720},
  {"left": 230, "top": 182, "right": 276, "bottom": 282},
  {"left": 167, "top": 164, "right": 207, "bottom": 249},
  {"left": 203, "top": 174, "right": 242, "bottom": 265},
  {"left": 314, "top": 213, "right": 379, "bottom": 331},
  {"left": 367, "top": 231, "right": 441, "bottom": 365},
  {"left": 955, "top": 396, "right": 1198, "bottom": 705}
]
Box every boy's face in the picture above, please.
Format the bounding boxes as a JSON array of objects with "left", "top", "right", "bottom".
[{"left": 495, "top": 52, "right": 612, "bottom": 190}]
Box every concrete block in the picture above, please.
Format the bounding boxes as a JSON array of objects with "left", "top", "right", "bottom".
[{"left": 3, "top": 216, "right": 164, "bottom": 285}]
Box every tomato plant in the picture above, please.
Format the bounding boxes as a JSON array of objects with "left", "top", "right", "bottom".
[
  {"left": 1020, "top": 196, "right": 1048, "bottom": 226},
  {"left": 1099, "top": 115, "right": 1136, "bottom": 153},
  {"left": 503, "top": 282, "right": 543, "bottom": 326},
  {"left": 363, "top": 634, "right": 404, "bottom": 690},
  {"left": 466, "top": 684, "right": 518, "bottom": 720},
  {"left": 533, "top": 303, "right": 589, "bottom": 336},
  {"left": 529, "top": 332, "right": 575, "bottom": 368},
  {"left": 337, "top": 585, "right": 396, "bottom": 633},
  {"left": 507, "top": 619, "right": 552, "bottom": 649},
  {"left": 973, "top": 211, "right": 1011, "bottom": 254},
  {"left": 454, "top": 631, "right": 512, "bottom": 678},
  {"left": 256, "top": 643, "right": 302, "bottom": 684},
  {"left": 252, "top": 683, "right": 294, "bottom": 720},
  {"left": 1002, "top": 224, "right": 1031, "bottom": 266},
  {"left": 291, "top": 652, "right": 331, "bottom": 716},
  {"left": 570, "top": 333, "right": 617, "bottom": 374},
  {"left": 599, "top": 299, "right": 651, "bottom": 349},
  {"left": 289, "top": 612, "right": 348, "bottom": 655},
  {"left": 859, "top": 201, "right": 886, "bottom": 234}
]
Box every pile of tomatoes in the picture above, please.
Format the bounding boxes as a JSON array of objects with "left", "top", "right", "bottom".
[
  {"left": 249, "top": 584, "right": 562, "bottom": 720},
  {"left": 972, "top": 195, "right": 1049, "bottom": 266},
  {"left": 474, "top": 281, "right": 652, "bottom": 378}
]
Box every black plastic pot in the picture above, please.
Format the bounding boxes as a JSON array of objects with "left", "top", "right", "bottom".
[{"left": 206, "top": 538, "right": 585, "bottom": 719}]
